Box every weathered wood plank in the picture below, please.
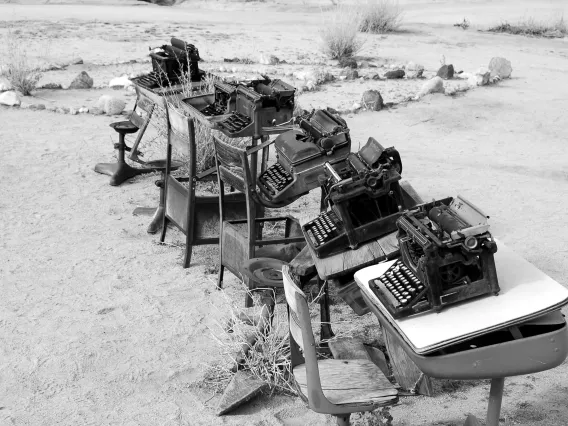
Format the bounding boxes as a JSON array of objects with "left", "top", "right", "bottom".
[{"left": 383, "top": 328, "right": 433, "bottom": 396}]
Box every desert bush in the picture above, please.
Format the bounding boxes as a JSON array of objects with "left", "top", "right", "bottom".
[
  {"left": 488, "top": 15, "right": 567, "bottom": 37},
  {"left": 358, "top": 0, "right": 404, "bottom": 34},
  {"left": 0, "top": 29, "right": 42, "bottom": 95},
  {"left": 319, "top": 4, "right": 365, "bottom": 59}
]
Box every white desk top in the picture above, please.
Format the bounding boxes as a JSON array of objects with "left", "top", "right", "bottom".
[{"left": 355, "top": 242, "right": 568, "bottom": 354}]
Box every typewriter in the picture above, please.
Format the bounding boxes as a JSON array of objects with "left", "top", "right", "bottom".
[
  {"left": 257, "top": 109, "right": 351, "bottom": 205},
  {"left": 302, "top": 137, "right": 405, "bottom": 258},
  {"left": 200, "top": 81, "right": 238, "bottom": 116},
  {"left": 215, "top": 76, "right": 296, "bottom": 138},
  {"left": 369, "top": 196, "right": 500, "bottom": 319},
  {"left": 149, "top": 37, "right": 202, "bottom": 82}
]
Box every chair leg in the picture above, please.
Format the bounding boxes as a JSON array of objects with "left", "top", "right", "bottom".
[
  {"left": 335, "top": 414, "right": 351, "bottom": 426},
  {"left": 217, "top": 265, "right": 224, "bottom": 290},
  {"left": 159, "top": 215, "right": 168, "bottom": 243},
  {"left": 183, "top": 239, "right": 192, "bottom": 269}
]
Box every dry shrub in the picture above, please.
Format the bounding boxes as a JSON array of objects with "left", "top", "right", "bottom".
[
  {"left": 488, "top": 15, "right": 567, "bottom": 37},
  {"left": 319, "top": 4, "right": 365, "bottom": 59},
  {"left": 358, "top": 0, "right": 404, "bottom": 34},
  {"left": 0, "top": 29, "right": 42, "bottom": 95}
]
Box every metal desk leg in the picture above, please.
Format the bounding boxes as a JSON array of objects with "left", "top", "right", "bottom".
[
  {"left": 319, "top": 279, "right": 335, "bottom": 342},
  {"left": 132, "top": 177, "right": 165, "bottom": 234},
  {"left": 486, "top": 377, "right": 505, "bottom": 426},
  {"left": 463, "top": 377, "right": 505, "bottom": 426}
]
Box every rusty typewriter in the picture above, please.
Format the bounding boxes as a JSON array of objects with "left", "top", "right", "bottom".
[
  {"left": 369, "top": 196, "right": 500, "bottom": 318},
  {"left": 302, "top": 137, "right": 405, "bottom": 258},
  {"left": 132, "top": 38, "right": 205, "bottom": 93},
  {"left": 213, "top": 76, "right": 296, "bottom": 138},
  {"left": 257, "top": 109, "right": 351, "bottom": 205}
]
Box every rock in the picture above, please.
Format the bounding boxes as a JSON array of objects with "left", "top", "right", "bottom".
[
  {"left": 437, "top": 64, "right": 454, "bottom": 80},
  {"left": 361, "top": 90, "right": 384, "bottom": 111},
  {"left": 35, "top": 104, "right": 46, "bottom": 110},
  {"left": 44, "top": 62, "right": 65, "bottom": 71},
  {"left": 488, "top": 57, "right": 512, "bottom": 79},
  {"left": 20, "top": 102, "right": 30, "bottom": 109},
  {"left": 28, "top": 104, "right": 38, "bottom": 110},
  {"left": 40, "top": 83, "right": 63, "bottom": 90},
  {"left": 258, "top": 53, "right": 279, "bottom": 65},
  {"left": 405, "top": 62, "right": 424, "bottom": 79},
  {"left": 326, "top": 106, "right": 339, "bottom": 115},
  {"left": 109, "top": 75, "right": 133, "bottom": 89},
  {"left": 216, "top": 370, "right": 267, "bottom": 416},
  {"left": 0, "top": 91, "right": 21, "bottom": 106},
  {"left": 0, "top": 78, "right": 12, "bottom": 92},
  {"left": 467, "top": 67, "right": 491, "bottom": 87},
  {"left": 385, "top": 69, "right": 405, "bottom": 79},
  {"left": 46, "top": 105, "right": 57, "bottom": 112},
  {"left": 69, "top": 107, "right": 78, "bottom": 115},
  {"left": 339, "top": 57, "right": 357, "bottom": 69},
  {"left": 352, "top": 102, "right": 361, "bottom": 111},
  {"left": 543, "top": 29, "right": 564, "bottom": 38},
  {"left": 414, "top": 76, "right": 445, "bottom": 99},
  {"left": 90, "top": 107, "right": 104, "bottom": 115},
  {"left": 340, "top": 69, "right": 359, "bottom": 80},
  {"left": 305, "top": 81, "right": 317, "bottom": 91},
  {"left": 96, "top": 95, "right": 126, "bottom": 115},
  {"left": 322, "top": 72, "right": 335, "bottom": 83},
  {"left": 71, "top": 57, "right": 84, "bottom": 65},
  {"left": 371, "top": 73, "right": 381, "bottom": 80},
  {"left": 69, "top": 71, "right": 93, "bottom": 89},
  {"left": 56, "top": 107, "right": 69, "bottom": 114},
  {"left": 358, "top": 60, "right": 370, "bottom": 69},
  {"left": 78, "top": 107, "right": 89, "bottom": 113}
]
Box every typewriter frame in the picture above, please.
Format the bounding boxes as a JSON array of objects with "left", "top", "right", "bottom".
[{"left": 391, "top": 196, "right": 500, "bottom": 318}]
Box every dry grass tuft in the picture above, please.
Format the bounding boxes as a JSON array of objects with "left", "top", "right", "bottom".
[
  {"left": 488, "top": 15, "right": 567, "bottom": 37},
  {"left": 0, "top": 29, "right": 42, "bottom": 95},
  {"left": 319, "top": 5, "right": 365, "bottom": 59},
  {"left": 358, "top": 0, "right": 404, "bottom": 34}
]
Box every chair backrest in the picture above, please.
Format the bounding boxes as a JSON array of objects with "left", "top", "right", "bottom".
[
  {"left": 212, "top": 134, "right": 253, "bottom": 195},
  {"left": 282, "top": 266, "right": 327, "bottom": 402},
  {"left": 166, "top": 104, "right": 196, "bottom": 160}
]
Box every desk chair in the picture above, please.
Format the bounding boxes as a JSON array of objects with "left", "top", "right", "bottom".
[
  {"left": 213, "top": 135, "right": 305, "bottom": 307},
  {"left": 282, "top": 266, "right": 398, "bottom": 426},
  {"left": 159, "top": 106, "right": 246, "bottom": 268}
]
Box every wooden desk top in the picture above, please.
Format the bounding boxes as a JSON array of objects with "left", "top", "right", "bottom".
[
  {"left": 355, "top": 242, "right": 568, "bottom": 354},
  {"left": 298, "top": 181, "right": 423, "bottom": 280}
]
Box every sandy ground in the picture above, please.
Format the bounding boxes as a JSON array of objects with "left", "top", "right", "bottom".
[{"left": 2, "top": 0, "right": 568, "bottom": 425}]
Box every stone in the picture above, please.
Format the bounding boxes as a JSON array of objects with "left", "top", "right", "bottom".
[
  {"left": 96, "top": 95, "right": 126, "bottom": 115},
  {"left": 69, "top": 71, "right": 93, "bottom": 89},
  {"left": 90, "top": 107, "right": 104, "bottom": 115},
  {"left": 339, "top": 57, "right": 358, "bottom": 69},
  {"left": 78, "top": 107, "right": 89, "bottom": 113},
  {"left": 371, "top": 73, "right": 381, "bottom": 80},
  {"left": 361, "top": 90, "right": 384, "bottom": 111},
  {"left": 405, "top": 62, "right": 424, "bottom": 79},
  {"left": 109, "top": 75, "right": 133, "bottom": 89},
  {"left": 0, "top": 91, "right": 21, "bottom": 106},
  {"left": 56, "top": 107, "right": 69, "bottom": 114},
  {"left": 358, "top": 60, "right": 370, "bottom": 69},
  {"left": 46, "top": 105, "right": 57, "bottom": 112},
  {"left": 437, "top": 64, "right": 454, "bottom": 80},
  {"left": 69, "top": 107, "right": 78, "bottom": 115},
  {"left": 258, "top": 53, "right": 279, "bottom": 65},
  {"left": 305, "top": 81, "right": 317, "bottom": 91},
  {"left": 385, "top": 69, "right": 405, "bottom": 79},
  {"left": 35, "top": 104, "right": 46, "bottom": 110},
  {"left": 216, "top": 370, "right": 267, "bottom": 416},
  {"left": 352, "top": 102, "right": 361, "bottom": 111},
  {"left": 322, "top": 72, "right": 335, "bottom": 83},
  {"left": 340, "top": 69, "right": 359, "bottom": 80},
  {"left": 40, "top": 83, "right": 63, "bottom": 90},
  {"left": 414, "top": 76, "right": 445, "bottom": 99},
  {"left": 326, "top": 106, "right": 339, "bottom": 115},
  {"left": 488, "top": 57, "right": 512, "bottom": 79},
  {"left": 0, "top": 78, "right": 12, "bottom": 92},
  {"left": 467, "top": 67, "right": 491, "bottom": 87},
  {"left": 71, "top": 57, "right": 84, "bottom": 65}
]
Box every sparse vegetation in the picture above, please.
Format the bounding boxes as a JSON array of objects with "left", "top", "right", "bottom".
[
  {"left": 358, "top": 0, "right": 404, "bottom": 34},
  {"left": 319, "top": 4, "right": 365, "bottom": 59},
  {"left": 488, "top": 15, "right": 567, "bottom": 38},
  {"left": 0, "top": 29, "right": 42, "bottom": 95},
  {"left": 454, "top": 17, "right": 470, "bottom": 30}
]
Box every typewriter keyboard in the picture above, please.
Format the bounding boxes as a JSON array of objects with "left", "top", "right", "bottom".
[
  {"left": 132, "top": 72, "right": 180, "bottom": 90},
  {"left": 217, "top": 112, "right": 252, "bottom": 133},
  {"left": 258, "top": 164, "right": 294, "bottom": 195},
  {"left": 370, "top": 260, "right": 426, "bottom": 308},
  {"left": 201, "top": 102, "right": 227, "bottom": 117},
  {"left": 304, "top": 210, "right": 342, "bottom": 248}
]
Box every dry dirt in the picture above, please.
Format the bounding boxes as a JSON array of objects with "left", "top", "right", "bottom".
[{"left": 2, "top": 0, "right": 568, "bottom": 425}]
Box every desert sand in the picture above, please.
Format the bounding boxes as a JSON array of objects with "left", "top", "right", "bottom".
[{"left": 1, "top": 0, "right": 568, "bottom": 425}]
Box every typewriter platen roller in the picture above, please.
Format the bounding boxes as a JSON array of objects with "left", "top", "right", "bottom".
[
  {"left": 257, "top": 109, "right": 351, "bottom": 205},
  {"left": 373, "top": 196, "right": 501, "bottom": 318},
  {"left": 302, "top": 137, "right": 406, "bottom": 258}
]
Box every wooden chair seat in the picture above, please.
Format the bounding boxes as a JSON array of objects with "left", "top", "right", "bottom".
[{"left": 293, "top": 359, "right": 398, "bottom": 406}]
